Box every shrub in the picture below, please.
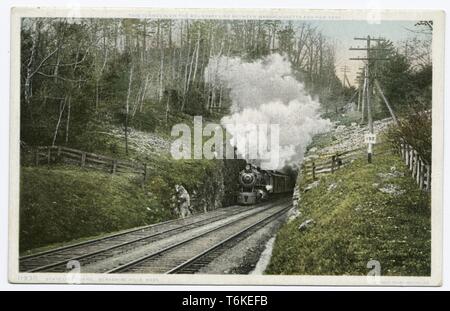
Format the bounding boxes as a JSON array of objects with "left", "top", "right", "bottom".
[{"left": 385, "top": 111, "right": 431, "bottom": 163}]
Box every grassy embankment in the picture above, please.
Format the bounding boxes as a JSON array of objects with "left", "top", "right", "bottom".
[
  {"left": 19, "top": 115, "right": 231, "bottom": 254},
  {"left": 20, "top": 158, "right": 222, "bottom": 254},
  {"left": 267, "top": 135, "right": 431, "bottom": 276}
]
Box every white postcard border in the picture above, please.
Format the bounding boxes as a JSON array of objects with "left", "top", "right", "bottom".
[{"left": 8, "top": 7, "right": 445, "bottom": 286}]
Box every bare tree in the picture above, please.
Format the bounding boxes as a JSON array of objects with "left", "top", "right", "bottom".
[{"left": 125, "top": 66, "right": 134, "bottom": 154}]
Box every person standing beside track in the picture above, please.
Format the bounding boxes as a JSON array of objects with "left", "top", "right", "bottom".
[{"left": 174, "top": 184, "right": 192, "bottom": 218}]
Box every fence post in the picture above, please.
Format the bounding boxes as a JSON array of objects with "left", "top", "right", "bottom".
[
  {"left": 111, "top": 160, "right": 117, "bottom": 174},
  {"left": 56, "top": 146, "right": 62, "bottom": 163},
  {"left": 34, "top": 148, "right": 39, "bottom": 166},
  {"left": 405, "top": 145, "right": 409, "bottom": 166},
  {"left": 426, "top": 164, "right": 431, "bottom": 191},
  {"left": 80, "top": 152, "right": 86, "bottom": 167},
  {"left": 416, "top": 157, "right": 421, "bottom": 185},
  {"left": 408, "top": 148, "right": 411, "bottom": 170},
  {"left": 419, "top": 159, "right": 424, "bottom": 190},
  {"left": 400, "top": 143, "right": 404, "bottom": 159},
  {"left": 415, "top": 151, "right": 419, "bottom": 178},
  {"left": 47, "top": 146, "right": 51, "bottom": 165},
  {"left": 331, "top": 156, "right": 335, "bottom": 174},
  {"left": 143, "top": 163, "right": 147, "bottom": 182},
  {"left": 312, "top": 161, "right": 316, "bottom": 180}
]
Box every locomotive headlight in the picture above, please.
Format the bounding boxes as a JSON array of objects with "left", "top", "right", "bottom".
[
  {"left": 242, "top": 173, "right": 254, "bottom": 184},
  {"left": 239, "top": 170, "right": 257, "bottom": 187}
]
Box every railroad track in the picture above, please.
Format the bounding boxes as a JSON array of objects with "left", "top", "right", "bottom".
[
  {"left": 107, "top": 201, "right": 292, "bottom": 274},
  {"left": 20, "top": 204, "right": 254, "bottom": 272},
  {"left": 167, "top": 207, "right": 289, "bottom": 274},
  {"left": 19, "top": 199, "right": 287, "bottom": 273}
]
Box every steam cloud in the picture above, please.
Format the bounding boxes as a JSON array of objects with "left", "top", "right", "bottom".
[{"left": 205, "top": 54, "right": 331, "bottom": 170}]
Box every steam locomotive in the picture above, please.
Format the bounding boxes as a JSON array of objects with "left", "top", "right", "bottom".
[{"left": 237, "top": 164, "right": 294, "bottom": 205}]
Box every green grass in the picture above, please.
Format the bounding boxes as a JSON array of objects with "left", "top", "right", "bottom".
[
  {"left": 20, "top": 157, "right": 226, "bottom": 253},
  {"left": 19, "top": 165, "right": 173, "bottom": 253},
  {"left": 266, "top": 143, "right": 431, "bottom": 276}
]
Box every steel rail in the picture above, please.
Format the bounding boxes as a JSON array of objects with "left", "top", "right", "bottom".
[
  {"left": 166, "top": 205, "right": 291, "bottom": 274},
  {"left": 21, "top": 203, "right": 267, "bottom": 272},
  {"left": 20, "top": 205, "right": 239, "bottom": 261},
  {"left": 107, "top": 201, "right": 291, "bottom": 274}
]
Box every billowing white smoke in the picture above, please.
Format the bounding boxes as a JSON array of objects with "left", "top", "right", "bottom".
[{"left": 205, "top": 54, "right": 331, "bottom": 170}]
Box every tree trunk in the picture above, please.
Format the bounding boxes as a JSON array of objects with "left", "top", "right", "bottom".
[
  {"left": 139, "top": 73, "right": 150, "bottom": 113},
  {"left": 24, "top": 20, "right": 40, "bottom": 108},
  {"left": 125, "top": 66, "right": 134, "bottom": 155},
  {"left": 204, "top": 30, "right": 214, "bottom": 109},
  {"left": 95, "top": 80, "right": 99, "bottom": 110},
  {"left": 52, "top": 97, "right": 67, "bottom": 146},
  {"left": 95, "top": 31, "right": 109, "bottom": 110},
  {"left": 158, "top": 25, "right": 164, "bottom": 101},
  {"left": 178, "top": 20, "right": 184, "bottom": 84},
  {"left": 218, "top": 85, "right": 223, "bottom": 109},
  {"left": 181, "top": 24, "right": 191, "bottom": 112},
  {"left": 186, "top": 42, "right": 196, "bottom": 94},
  {"left": 142, "top": 22, "right": 146, "bottom": 63},
  {"left": 165, "top": 93, "right": 170, "bottom": 124},
  {"left": 65, "top": 96, "right": 71, "bottom": 144},
  {"left": 192, "top": 31, "right": 201, "bottom": 83},
  {"left": 132, "top": 82, "right": 143, "bottom": 117}
]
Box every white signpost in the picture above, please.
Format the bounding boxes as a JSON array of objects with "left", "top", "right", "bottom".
[
  {"left": 364, "top": 133, "right": 377, "bottom": 144},
  {"left": 364, "top": 133, "right": 377, "bottom": 163}
]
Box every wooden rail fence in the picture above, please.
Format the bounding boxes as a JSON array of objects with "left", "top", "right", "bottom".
[
  {"left": 301, "top": 146, "right": 365, "bottom": 181},
  {"left": 302, "top": 142, "right": 431, "bottom": 192},
  {"left": 33, "top": 146, "right": 149, "bottom": 182},
  {"left": 399, "top": 143, "right": 431, "bottom": 191}
]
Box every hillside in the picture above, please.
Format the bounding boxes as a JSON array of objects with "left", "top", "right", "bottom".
[
  {"left": 266, "top": 123, "right": 431, "bottom": 276},
  {"left": 20, "top": 165, "right": 168, "bottom": 253},
  {"left": 19, "top": 125, "right": 246, "bottom": 253}
]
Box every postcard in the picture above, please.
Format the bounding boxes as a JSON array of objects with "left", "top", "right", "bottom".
[{"left": 8, "top": 7, "right": 444, "bottom": 285}]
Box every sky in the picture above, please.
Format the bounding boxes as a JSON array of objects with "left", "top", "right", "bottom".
[{"left": 303, "top": 20, "right": 430, "bottom": 85}]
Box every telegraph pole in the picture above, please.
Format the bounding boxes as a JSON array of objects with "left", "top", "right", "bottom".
[
  {"left": 360, "top": 67, "right": 366, "bottom": 123},
  {"left": 365, "top": 59, "right": 373, "bottom": 163},
  {"left": 341, "top": 65, "right": 351, "bottom": 88},
  {"left": 355, "top": 67, "right": 364, "bottom": 114},
  {"left": 350, "top": 36, "right": 388, "bottom": 163}
]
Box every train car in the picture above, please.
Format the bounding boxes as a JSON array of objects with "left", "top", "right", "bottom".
[{"left": 237, "top": 164, "right": 294, "bottom": 205}]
